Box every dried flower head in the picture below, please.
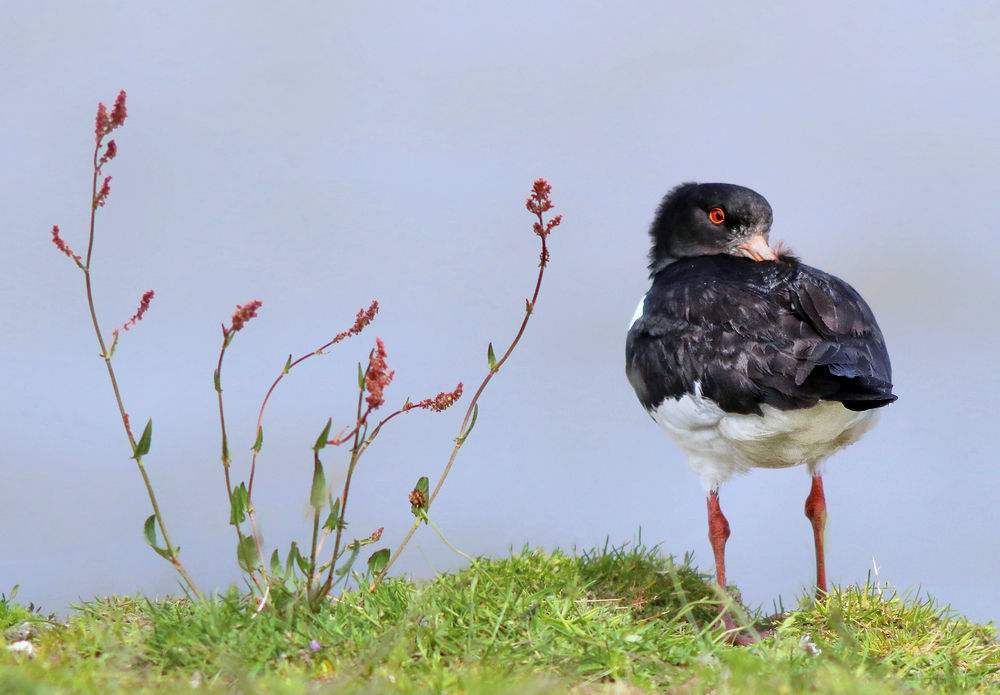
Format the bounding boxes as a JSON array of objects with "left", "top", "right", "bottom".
[
  {"left": 332, "top": 300, "right": 379, "bottom": 344},
  {"left": 51, "top": 225, "right": 82, "bottom": 263},
  {"left": 229, "top": 300, "right": 263, "bottom": 334},
  {"left": 403, "top": 383, "right": 464, "bottom": 412},
  {"left": 408, "top": 487, "right": 427, "bottom": 510},
  {"left": 364, "top": 338, "right": 394, "bottom": 411}
]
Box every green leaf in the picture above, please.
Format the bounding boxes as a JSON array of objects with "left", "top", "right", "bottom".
[
  {"left": 230, "top": 482, "right": 248, "bottom": 526},
  {"left": 283, "top": 354, "right": 292, "bottom": 374},
  {"left": 143, "top": 515, "right": 158, "bottom": 547},
  {"left": 358, "top": 362, "right": 365, "bottom": 389},
  {"left": 213, "top": 368, "right": 221, "bottom": 392},
  {"left": 416, "top": 476, "right": 429, "bottom": 497},
  {"left": 310, "top": 459, "right": 327, "bottom": 510},
  {"left": 288, "top": 543, "right": 310, "bottom": 575},
  {"left": 457, "top": 403, "right": 479, "bottom": 444},
  {"left": 313, "top": 418, "right": 332, "bottom": 452},
  {"left": 285, "top": 543, "right": 302, "bottom": 575},
  {"left": 269, "top": 550, "right": 282, "bottom": 577},
  {"left": 335, "top": 545, "right": 361, "bottom": 577},
  {"left": 367, "top": 548, "right": 390, "bottom": 575},
  {"left": 135, "top": 419, "right": 153, "bottom": 457},
  {"left": 143, "top": 515, "right": 172, "bottom": 560},
  {"left": 252, "top": 426, "right": 264, "bottom": 453},
  {"left": 487, "top": 342, "right": 497, "bottom": 372},
  {"left": 237, "top": 537, "right": 260, "bottom": 572},
  {"left": 322, "top": 498, "right": 341, "bottom": 531}
]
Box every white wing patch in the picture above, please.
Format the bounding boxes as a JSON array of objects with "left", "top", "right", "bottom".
[{"left": 629, "top": 297, "right": 645, "bottom": 330}]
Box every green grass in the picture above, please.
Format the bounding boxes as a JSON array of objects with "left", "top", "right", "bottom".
[{"left": 1, "top": 542, "right": 997, "bottom": 694}]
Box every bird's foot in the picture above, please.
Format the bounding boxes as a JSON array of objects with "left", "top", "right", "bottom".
[{"left": 718, "top": 610, "right": 771, "bottom": 645}]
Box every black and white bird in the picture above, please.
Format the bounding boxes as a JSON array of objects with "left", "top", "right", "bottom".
[{"left": 625, "top": 182, "right": 895, "bottom": 639}]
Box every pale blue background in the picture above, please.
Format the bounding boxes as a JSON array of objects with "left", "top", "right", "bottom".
[{"left": 2, "top": 2, "right": 998, "bottom": 623}]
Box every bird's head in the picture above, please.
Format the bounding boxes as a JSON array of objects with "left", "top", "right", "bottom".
[{"left": 648, "top": 182, "right": 777, "bottom": 274}]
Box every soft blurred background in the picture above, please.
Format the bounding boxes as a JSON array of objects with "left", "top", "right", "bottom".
[{"left": 2, "top": 2, "right": 998, "bottom": 623}]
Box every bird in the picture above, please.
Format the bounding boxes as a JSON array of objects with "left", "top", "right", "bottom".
[{"left": 625, "top": 182, "right": 896, "bottom": 642}]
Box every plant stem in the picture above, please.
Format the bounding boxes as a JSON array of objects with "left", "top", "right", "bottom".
[
  {"left": 214, "top": 338, "right": 265, "bottom": 589},
  {"left": 373, "top": 232, "right": 550, "bottom": 588},
  {"left": 83, "top": 138, "right": 203, "bottom": 601}
]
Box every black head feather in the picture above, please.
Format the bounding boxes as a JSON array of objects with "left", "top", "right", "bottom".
[{"left": 648, "top": 182, "right": 774, "bottom": 275}]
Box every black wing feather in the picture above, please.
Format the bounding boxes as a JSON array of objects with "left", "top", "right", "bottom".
[{"left": 625, "top": 255, "right": 896, "bottom": 415}]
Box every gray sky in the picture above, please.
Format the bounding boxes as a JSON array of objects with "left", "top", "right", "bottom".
[{"left": 2, "top": 2, "right": 999, "bottom": 623}]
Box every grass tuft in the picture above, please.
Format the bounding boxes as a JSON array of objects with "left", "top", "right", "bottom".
[{"left": 2, "top": 543, "right": 998, "bottom": 694}]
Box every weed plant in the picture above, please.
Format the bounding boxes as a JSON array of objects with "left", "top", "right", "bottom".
[{"left": 47, "top": 91, "right": 560, "bottom": 609}]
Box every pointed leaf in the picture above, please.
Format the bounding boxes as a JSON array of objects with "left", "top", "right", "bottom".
[
  {"left": 457, "top": 403, "right": 479, "bottom": 444},
  {"left": 237, "top": 536, "right": 261, "bottom": 572},
  {"left": 286, "top": 542, "right": 302, "bottom": 575},
  {"left": 310, "top": 458, "right": 327, "bottom": 510},
  {"left": 152, "top": 546, "right": 173, "bottom": 560},
  {"left": 335, "top": 545, "right": 361, "bottom": 577},
  {"left": 143, "top": 515, "right": 173, "bottom": 560},
  {"left": 294, "top": 545, "right": 311, "bottom": 574},
  {"left": 252, "top": 426, "right": 264, "bottom": 453},
  {"left": 135, "top": 419, "right": 153, "bottom": 457},
  {"left": 358, "top": 362, "right": 365, "bottom": 389},
  {"left": 283, "top": 354, "right": 292, "bottom": 374},
  {"left": 487, "top": 342, "right": 497, "bottom": 372},
  {"left": 269, "top": 550, "right": 282, "bottom": 577},
  {"left": 367, "top": 548, "right": 390, "bottom": 576},
  {"left": 322, "top": 497, "right": 341, "bottom": 531},
  {"left": 213, "top": 368, "right": 221, "bottom": 392},
  {"left": 313, "top": 418, "right": 332, "bottom": 452},
  {"left": 230, "top": 483, "right": 248, "bottom": 526},
  {"left": 143, "top": 514, "right": 158, "bottom": 547}
]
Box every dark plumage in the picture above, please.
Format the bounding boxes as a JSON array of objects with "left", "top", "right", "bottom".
[{"left": 625, "top": 182, "right": 896, "bottom": 643}]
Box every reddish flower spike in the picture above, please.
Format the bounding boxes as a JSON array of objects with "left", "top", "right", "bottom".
[
  {"left": 119, "top": 290, "right": 155, "bottom": 332},
  {"left": 94, "top": 176, "right": 112, "bottom": 209},
  {"left": 404, "top": 383, "right": 464, "bottom": 413},
  {"left": 229, "top": 300, "right": 263, "bottom": 334},
  {"left": 332, "top": 300, "right": 379, "bottom": 344},
  {"left": 100, "top": 140, "right": 117, "bottom": 166},
  {"left": 364, "top": 338, "right": 394, "bottom": 411},
  {"left": 110, "top": 91, "right": 127, "bottom": 128},
  {"left": 95, "top": 103, "right": 110, "bottom": 142},
  {"left": 51, "top": 226, "right": 81, "bottom": 263}
]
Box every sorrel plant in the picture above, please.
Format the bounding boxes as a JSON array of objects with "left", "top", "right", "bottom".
[{"left": 50, "top": 91, "right": 562, "bottom": 610}]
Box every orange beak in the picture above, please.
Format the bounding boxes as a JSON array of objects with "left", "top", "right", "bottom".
[{"left": 736, "top": 234, "right": 777, "bottom": 261}]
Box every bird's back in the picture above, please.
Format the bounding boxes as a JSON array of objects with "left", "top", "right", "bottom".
[{"left": 626, "top": 254, "right": 896, "bottom": 417}]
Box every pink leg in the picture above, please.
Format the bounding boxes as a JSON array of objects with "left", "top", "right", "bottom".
[
  {"left": 804, "top": 475, "right": 828, "bottom": 597},
  {"left": 707, "top": 492, "right": 755, "bottom": 645}
]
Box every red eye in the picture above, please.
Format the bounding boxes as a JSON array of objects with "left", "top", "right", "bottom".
[{"left": 709, "top": 208, "right": 725, "bottom": 224}]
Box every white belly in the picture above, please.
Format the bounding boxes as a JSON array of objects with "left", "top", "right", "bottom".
[{"left": 650, "top": 385, "right": 880, "bottom": 492}]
